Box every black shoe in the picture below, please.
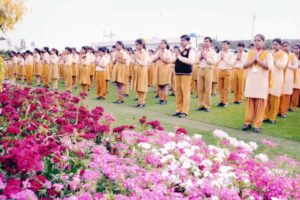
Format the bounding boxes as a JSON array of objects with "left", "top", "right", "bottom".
[
  {"left": 133, "top": 98, "right": 138, "bottom": 101},
  {"left": 178, "top": 113, "right": 187, "bottom": 118},
  {"left": 288, "top": 108, "right": 293, "bottom": 112},
  {"left": 172, "top": 112, "right": 181, "bottom": 116},
  {"left": 270, "top": 120, "right": 276, "bottom": 124},
  {"left": 263, "top": 119, "right": 270, "bottom": 123},
  {"left": 242, "top": 124, "right": 252, "bottom": 131},
  {"left": 204, "top": 108, "right": 210, "bottom": 112},
  {"left": 211, "top": 93, "right": 216, "bottom": 97},
  {"left": 160, "top": 100, "right": 167, "bottom": 105},
  {"left": 194, "top": 96, "right": 198, "bottom": 98},
  {"left": 113, "top": 100, "right": 124, "bottom": 104},
  {"left": 158, "top": 100, "right": 163, "bottom": 104},
  {"left": 169, "top": 93, "right": 175, "bottom": 96},
  {"left": 279, "top": 114, "right": 287, "bottom": 118},
  {"left": 222, "top": 104, "right": 228, "bottom": 108},
  {"left": 154, "top": 95, "right": 159, "bottom": 98},
  {"left": 196, "top": 107, "right": 205, "bottom": 111},
  {"left": 217, "top": 102, "right": 224, "bottom": 107},
  {"left": 123, "top": 94, "right": 129, "bottom": 97},
  {"left": 135, "top": 104, "right": 145, "bottom": 108},
  {"left": 233, "top": 101, "right": 241, "bottom": 104},
  {"left": 253, "top": 128, "right": 261, "bottom": 134}
]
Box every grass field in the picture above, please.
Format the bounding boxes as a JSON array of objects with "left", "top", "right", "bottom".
[{"left": 13, "top": 80, "right": 300, "bottom": 160}]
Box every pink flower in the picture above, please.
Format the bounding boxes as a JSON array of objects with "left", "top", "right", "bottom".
[
  {"left": 10, "top": 189, "right": 38, "bottom": 200},
  {"left": 3, "top": 178, "right": 21, "bottom": 197},
  {"left": 175, "top": 127, "right": 188, "bottom": 135},
  {"left": 262, "top": 139, "right": 277, "bottom": 148}
]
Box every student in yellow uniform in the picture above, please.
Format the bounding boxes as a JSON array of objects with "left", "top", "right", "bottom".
[
  {"left": 50, "top": 48, "right": 60, "bottom": 90},
  {"left": 196, "top": 37, "right": 217, "bottom": 112},
  {"left": 279, "top": 41, "right": 299, "bottom": 117},
  {"left": 132, "top": 39, "right": 150, "bottom": 107},
  {"left": 79, "top": 46, "right": 91, "bottom": 93},
  {"left": 11, "top": 52, "right": 18, "bottom": 83},
  {"left": 123, "top": 48, "right": 131, "bottom": 97},
  {"left": 264, "top": 38, "right": 288, "bottom": 124},
  {"left": 147, "top": 49, "right": 155, "bottom": 87},
  {"left": 24, "top": 51, "right": 34, "bottom": 85},
  {"left": 152, "top": 39, "right": 172, "bottom": 105},
  {"left": 212, "top": 46, "right": 220, "bottom": 96},
  {"left": 71, "top": 48, "right": 79, "bottom": 89},
  {"left": 242, "top": 34, "right": 273, "bottom": 133},
  {"left": 95, "top": 47, "right": 110, "bottom": 99},
  {"left": 41, "top": 47, "right": 51, "bottom": 88},
  {"left": 58, "top": 53, "right": 65, "bottom": 83},
  {"left": 64, "top": 47, "right": 73, "bottom": 92},
  {"left": 5, "top": 58, "right": 13, "bottom": 81},
  {"left": 169, "top": 46, "right": 178, "bottom": 96},
  {"left": 111, "top": 41, "right": 128, "bottom": 104},
  {"left": 87, "top": 47, "right": 96, "bottom": 88},
  {"left": 18, "top": 53, "right": 25, "bottom": 84},
  {"left": 171, "top": 35, "right": 195, "bottom": 118},
  {"left": 33, "top": 48, "right": 42, "bottom": 86},
  {"left": 104, "top": 48, "right": 111, "bottom": 94},
  {"left": 216, "top": 40, "right": 235, "bottom": 107},
  {"left": 191, "top": 44, "right": 202, "bottom": 98},
  {"left": 232, "top": 42, "right": 248, "bottom": 104},
  {"left": 290, "top": 44, "right": 300, "bottom": 111}
]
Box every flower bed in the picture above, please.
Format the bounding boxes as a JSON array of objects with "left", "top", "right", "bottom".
[{"left": 0, "top": 84, "right": 299, "bottom": 200}]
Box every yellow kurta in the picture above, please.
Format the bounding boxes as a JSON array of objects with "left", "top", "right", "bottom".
[
  {"left": 111, "top": 50, "right": 128, "bottom": 84},
  {"left": 157, "top": 60, "right": 171, "bottom": 86},
  {"left": 133, "top": 64, "right": 148, "bottom": 92}
]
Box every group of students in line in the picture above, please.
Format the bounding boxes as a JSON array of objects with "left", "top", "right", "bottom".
[{"left": 2, "top": 34, "right": 300, "bottom": 133}]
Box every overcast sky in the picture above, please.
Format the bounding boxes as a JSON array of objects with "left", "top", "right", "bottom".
[{"left": 1, "top": 0, "right": 300, "bottom": 50}]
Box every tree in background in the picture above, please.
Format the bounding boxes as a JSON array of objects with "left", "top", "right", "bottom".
[{"left": 0, "top": 0, "right": 26, "bottom": 32}]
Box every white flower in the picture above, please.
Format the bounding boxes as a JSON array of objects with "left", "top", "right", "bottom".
[
  {"left": 214, "top": 152, "right": 226, "bottom": 162},
  {"left": 183, "top": 148, "right": 194, "bottom": 157},
  {"left": 169, "top": 174, "right": 180, "bottom": 183},
  {"left": 211, "top": 195, "right": 219, "bottom": 200},
  {"left": 159, "top": 148, "right": 168, "bottom": 155},
  {"left": 181, "top": 179, "right": 193, "bottom": 189},
  {"left": 248, "top": 141, "right": 258, "bottom": 150},
  {"left": 182, "top": 161, "right": 192, "bottom": 169},
  {"left": 201, "top": 160, "right": 212, "bottom": 168},
  {"left": 196, "top": 179, "right": 203, "bottom": 186},
  {"left": 177, "top": 141, "right": 190, "bottom": 149},
  {"left": 255, "top": 153, "right": 269, "bottom": 162},
  {"left": 219, "top": 166, "right": 233, "bottom": 174},
  {"left": 161, "top": 154, "right": 175, "bottom": 163},
  {"left": 167, "top": 161, "right": 179, "bottom": 171},
  {"left": 162, "top": 170, "right": 169, "bottom": 177},
  {"left": 138, "top": 142, "right": 151, "bottom": 150},
  {"left": 164, "top": 142, "right": 176, "bottom": 151},
  {"left": 193, "top": 134, "right": 202, "bottom": 140},
  {"left": 168, "top": 132, "right": 175, "bottom": 137},
  {"left": 190, "top": 145, "right": 200, "bottom": 152},
  {"left": 213, "top": 130, "right": 229, "bottom": 139}
]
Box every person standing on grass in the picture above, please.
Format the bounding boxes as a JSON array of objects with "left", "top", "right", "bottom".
[
  {"left": 24, "top": 50, "right": 34, "bottom": 85},
  {"left": 64, "top": 47, "right": 73, "bottom": 92},
  {"left": 264, "top": 38, "right": 287, "bottom": 124},
  {"left": 79, "top": 46, "right": 92, "bottom": 94},
  {"left": 71, "top": 48, "right": 79, "bottom": 89},
  {"left": 33, "top": 48, "right": 42, "bottom": 86},
  {"left": 41, "top": 47, "right": 51, "bottom": 88},
  {"left": 232, "top": 42, "right": 248, "bottom": 104},
  {"left": 171, "top": 35, "right": 195, "bottom": 118},
  {"left": 111, "top": 41, "right": 129, "bottom": 104},
  {"left": 290, "top": 44, "right": 300, "bottom": 111},
  {"left": 152, "top": 39, "right": 172, "bottom": 105},
  {"left": 18, "top": 53, "right": 25, "bottom": 84},
  {"left": 242, "top": 34, "right": 273, "bottom": 134},
  {"left": 50, "top": 48, "right": 60, "bottom": 90},
  {"left": 279, "top": 41, "right": 299, "bottom": 117},
  {"left": 196, "top": 37, "right": 217, "bottom": 112},
  {"left": 216, "top": 40, "right": 235, "bottom": 108},
  {"left": 95, "top": 47, "right": 110, "bottom": 100},
  {"left": 133, "top": 39, "right": 150, "bottom": 108}
]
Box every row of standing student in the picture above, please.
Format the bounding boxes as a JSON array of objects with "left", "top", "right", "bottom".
[{"left": 2, "top": 35, "right": 300, "bottom": 133}]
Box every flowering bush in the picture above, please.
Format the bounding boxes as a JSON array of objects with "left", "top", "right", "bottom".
[{"left": 0, "top": 84, "right": 300, "bottom": 199}]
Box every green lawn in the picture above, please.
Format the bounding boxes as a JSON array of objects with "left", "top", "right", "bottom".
[{"left": 13, "top": 80, "right": 300, "bottom": 160}]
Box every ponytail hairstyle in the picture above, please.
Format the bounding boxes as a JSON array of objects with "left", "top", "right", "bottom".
[
  {"left": 161, "top": 39, "right": 170, "bottom": 49},
  {"left": 51, "top": 48, "right": 59, "bottom": 56},
  {"left": 135, "top": 38, "right": 146, "bottom": 49},
  {"left": 65, "top": 47, "right": 72, "bottom": 54},
  {"left": 116, "top": 41, "right": 124, "bottom": 49},
  {"left": 34, "top": 48, "right": 41, "bottom": 54},
  {"left": 43, "top": 47, "right": 50, "bottom": 54}
]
